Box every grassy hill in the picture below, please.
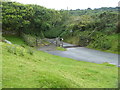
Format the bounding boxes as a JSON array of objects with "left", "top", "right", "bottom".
[
  {"left": 2, "top": 1, "right": 119, "bottom": 88},
  {"left": 1, "top": 36, "right": 118, "bottom": 88}
]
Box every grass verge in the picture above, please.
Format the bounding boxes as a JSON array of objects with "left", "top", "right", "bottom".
[
  {"left": 2, "top": 35, "right": 118, "bottom": 88},
  {"left": 56, "top": 47, "right": 67, "bottom": 51},
  {"left": 2, "top": 41, "right": 118, "bottom": 88},
  {"left": 3, "top": 35, "right": 26, "bottom": 45}
]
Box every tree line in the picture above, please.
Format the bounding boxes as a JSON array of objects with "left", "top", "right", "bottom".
[
  {"left": 2, "top": 0, "right": 119, "bottom": 52},
  {"left": 2, "top": 0, "right": 68, "bottom": 38}
]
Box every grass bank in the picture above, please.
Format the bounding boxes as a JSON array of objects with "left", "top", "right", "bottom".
[
  {"left": 64, "top": 33, "right": 119, "bottom": 54},
  {"left": 2, "top": 36, "right": 118, "bottom": 88},
  {"left": 3, "top": 35, "right": 26, "bottom": 45},
  {"left": 56, "top": 47, "right": 67, "bottom": 51}
]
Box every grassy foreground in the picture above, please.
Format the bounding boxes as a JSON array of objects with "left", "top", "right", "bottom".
[{"left": 2, "top": 36, "right": 118, "bottom": 88}]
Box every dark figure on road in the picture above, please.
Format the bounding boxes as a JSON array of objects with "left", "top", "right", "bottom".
[
  {"left": 55, "top": 37, "right": 63, "bottom": 47},
  {"left": 60, "top": 38, "right": 63, "bottom": 47}
]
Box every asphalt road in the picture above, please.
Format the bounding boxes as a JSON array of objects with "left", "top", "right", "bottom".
[{"left": 39, "top": 40, "right": 119, "bottom": 66}]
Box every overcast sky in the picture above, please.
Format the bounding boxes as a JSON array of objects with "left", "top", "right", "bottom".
[{"left": 11, "top": 0, "right": 119, "bottom": 10}]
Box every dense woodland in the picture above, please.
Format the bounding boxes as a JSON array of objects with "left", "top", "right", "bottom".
[{"left": 2, "top": 0, "right": 120, "bottom": 53}]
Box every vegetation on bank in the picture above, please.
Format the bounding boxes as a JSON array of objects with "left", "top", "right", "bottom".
[
  {"left": 2, "top": 0, "right": 119, "bottom": 53},
  {"left": 56, "top": 46, "right": 66, "bottom": 51},
  {"left": 63, "top": 10, "right": 119, "bottom": 54},
  {"left": 3, "top": 35, "right": 66, "bottom": 51},
  {"left": 2, "top": 37, "right": 118, "bottom": 88},
  {"left": 3, "top": 35, "right": 26, "bottom": 45}
]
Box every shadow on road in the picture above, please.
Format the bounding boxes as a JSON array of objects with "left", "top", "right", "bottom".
[{"left": 63, "top": 45, "right": 81, "bottom": 48}]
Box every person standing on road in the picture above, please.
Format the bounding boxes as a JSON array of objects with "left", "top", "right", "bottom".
[{"left": 60, "top": 38, "right": 63, "bottom": 47}]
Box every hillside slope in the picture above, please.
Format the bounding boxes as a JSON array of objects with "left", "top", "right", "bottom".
[{"left": 2, "top": 38, "right": 118, "bottom": 88}]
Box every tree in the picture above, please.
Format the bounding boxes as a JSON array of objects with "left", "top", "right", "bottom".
[{"left": 2, "top": 1, "right": 34, "bottom": 36}]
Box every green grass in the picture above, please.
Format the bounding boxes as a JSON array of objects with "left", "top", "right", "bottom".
[
  {"left": 87, "top": 34, "right": 119, "bottom": 54},
  {"left": 3, "top": 35, "right": 26, "bottom": 45},
  {"left": 56, "top": 47, "right": 67, "bottom": 51},
  {"left": 64, "top": 36, "right": 80, "bottom": 45},
  {"left": 2, "top": 41, "right": 118, "bottom": 88},
  {"left": 1, "top": 36, "right": 118, "bottom": 88},
  {"left": 64, "top": 33, "right": 119, "bottom": 54}
]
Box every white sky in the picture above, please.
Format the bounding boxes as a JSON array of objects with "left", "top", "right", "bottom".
[{"left": 11, "top": 0, "right": 119, "bottom": 10}]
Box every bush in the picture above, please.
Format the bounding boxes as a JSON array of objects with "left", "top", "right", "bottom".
[
  {"left": 4, "top": 43, "right": 34, "bottom": 56},
  {"left": 22, "top": 33, "right": 36, "bottom": 47},
  {"left": 88, "top": 33, "right": 112, "bottom": 50},
  {"left": 19, "top": 49, "right": 24, "bottom": 56},
  {"left": 7, "top": 45, "right": 17, "bottom": 54},
  {"left": 27, "top": 47, "right": 34, "bottom": 55}
]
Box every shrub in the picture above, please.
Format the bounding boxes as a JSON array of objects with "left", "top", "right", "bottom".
[
  {"left": 7, "top": 45, "right": 17, "bottom": 55},
  {"left": 16, "top": 46, "right": 25, "bottom": 56},
  {"left": 22, "top": 33, "right": 36, "bottom": 47},
  {"left": 5, "top": 43, "right": 26, "bottom": 56},
  {"left": 21, "top": 44, "right": 26, "bottom": 48},
  {"left": 87, "top": 33, "right": 112, "bottom": 50},
  {"left": 27, "top": 47, "right": 34, "bottom": 55}
]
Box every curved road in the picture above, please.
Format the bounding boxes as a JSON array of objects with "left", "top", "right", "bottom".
[{"left": 39, "top": 41, "right": 119, "bottom": 66}]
